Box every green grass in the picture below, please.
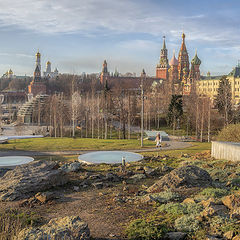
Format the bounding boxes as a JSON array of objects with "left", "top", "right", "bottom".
[
  {"left": 0, "top": 138, "right": 155, "bottom": 152},
  {"left": 141, "top": 142, "right": 211, "bottom": 158}
]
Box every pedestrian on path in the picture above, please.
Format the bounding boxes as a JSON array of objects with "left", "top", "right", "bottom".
[{"left": 155, "top": 132, "right": 162, "bottom": 148}]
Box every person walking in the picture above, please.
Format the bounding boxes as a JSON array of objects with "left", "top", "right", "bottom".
[{"left": 155, "top": 132, "right": 162, "bottom": 148}]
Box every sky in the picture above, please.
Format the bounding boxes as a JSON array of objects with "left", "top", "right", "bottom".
[{"left": 0, "top": 0, "right": 240, "bottom": 77}]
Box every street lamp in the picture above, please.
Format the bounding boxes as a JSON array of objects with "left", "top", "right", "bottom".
[{"left": 140, "top": 69, "right": 146, "bottom": 147}]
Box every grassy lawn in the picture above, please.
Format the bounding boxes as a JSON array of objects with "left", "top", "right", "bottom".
[
  {"left": 0, "top": 137, "right": 155, "bottom": 152},
  {"left": 141, "top": 142, "right": 211, "bottom": 158}
]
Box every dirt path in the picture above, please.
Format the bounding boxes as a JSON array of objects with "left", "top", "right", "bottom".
[{"left": 0, "top": 184, "right": 152, "bottom": 240}]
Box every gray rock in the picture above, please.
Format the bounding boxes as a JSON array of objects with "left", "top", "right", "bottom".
[
  {"left": 105, "top": 172, "right": 120, "bottom": 182},
  {"left": 0, "top": 168, "right": 11, "bottom": 178},
  {"left": 144, "top": 166, "right": 157, "bottom": 176},
  {"left": 130, "top": 174, "right": 146, "bottom": 182},
  {"left": 73, "top": 186, "right": 80, "bottom": 191},
  {"left": 92, "top": 182, "right": 104, "bottom": 189},
  {"left": 148, "top": 165, "right": 212, "bottom": 192},
  {"left": 88, "top": 174, "right": 104, "bottom": 180},
  {"left": 16, "top": 215, "right": 90, "bottom": 240},
  {"left": 60, "top": 162, "right": 82, "bottom": 173},
  {"left": 206, "top": 236, "right": 223, "bottom": 240},
  {"left": 165, "top": 232, "right": 187, "bottom": 240},
  {"left": 0, "top": 161, "right": 67, "bottom": 201}
]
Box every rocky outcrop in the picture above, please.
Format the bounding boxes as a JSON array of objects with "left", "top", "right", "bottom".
[
  {"left": 147, "top": 165, "right": 212, "bottom": 193},
  {"left": 60, "top": 162, "right": 82, "bottom": 173},
  {"left": 16, "top": 216, "right": 90, "bottom": 240},
  {"left": 0, "top": 161, "right": 67, "bottom": 201}
]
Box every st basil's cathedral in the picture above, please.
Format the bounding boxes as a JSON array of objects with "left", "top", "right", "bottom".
[{"left": 156, "top": 33, "right": 201, "bottom": 96}]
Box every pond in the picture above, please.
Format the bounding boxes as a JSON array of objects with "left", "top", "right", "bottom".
[
  {"left": 78, "top": 151, "right": 143, "bottom": 164},
  {"left": 0, "top": 156, "right": 34, "bottom": 167}
]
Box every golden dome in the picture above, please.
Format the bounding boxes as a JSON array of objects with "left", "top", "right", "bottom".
[
  {"left": 182, "top": 32, "right": 185, "bottom": 39},
  {"left": 8, "top": 69, "right": 13, "bottom": 74},
  {"left": 36, "top": 50, "right": 41, "bottom": 57},
  {"left": 46, "top": 61, "right": 51, "bottom": 65}
]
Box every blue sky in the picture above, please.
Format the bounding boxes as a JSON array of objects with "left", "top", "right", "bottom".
[{"left": 0, "top": 0, "right": 239, "bottom": 76}]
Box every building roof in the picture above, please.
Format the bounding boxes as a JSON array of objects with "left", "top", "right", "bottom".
[
  {"left": 200, "top": 75, "right": 222, "bottom": 80},
  {"left": 229, "top": 66, "right": 240, "bottom": 78}
]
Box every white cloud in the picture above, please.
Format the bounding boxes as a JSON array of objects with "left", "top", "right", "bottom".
[{"left": 0, "top": 0, "right": 238, "bottom": 48}]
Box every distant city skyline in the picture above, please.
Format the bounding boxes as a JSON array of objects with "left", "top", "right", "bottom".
[{"left": 0, "top": 0, "right": 240, "bottom": 76}]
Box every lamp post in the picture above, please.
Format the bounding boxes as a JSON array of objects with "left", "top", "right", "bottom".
[{"left": 140, "top": 69, "right": 146, "bottom": 147}]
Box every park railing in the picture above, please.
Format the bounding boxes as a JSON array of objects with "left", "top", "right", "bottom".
[{"left": 211, "top": 141, "right": 240, "bottom": 162}]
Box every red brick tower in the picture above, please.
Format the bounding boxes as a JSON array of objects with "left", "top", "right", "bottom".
[
  {"left": 100, "top": 60, "right": 110, "bottom": 84},
  {"left": 178, "top": 33, "right": 189, "bottom": 83},
  {"left": 156, "top": 36, "right": 169, "bottom": 80}
]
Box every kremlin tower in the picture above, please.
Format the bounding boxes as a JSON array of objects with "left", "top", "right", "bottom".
[
  {"left": 156, "top": 36, "right": 169, "bottom": 80},
  {"left": 28, "top": 50, "right": 47, "bottom": 97},
  {"left": 100, "top": 60, "right": 110, "bottom": 85}
]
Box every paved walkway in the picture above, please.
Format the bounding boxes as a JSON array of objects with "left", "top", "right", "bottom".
[{"left": 0, "top": 141, "right": 192, "bottom": 157}]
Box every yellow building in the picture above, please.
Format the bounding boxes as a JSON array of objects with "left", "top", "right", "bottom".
[{"left": 197, "top": 66, "right": 240, "bottom": 105}]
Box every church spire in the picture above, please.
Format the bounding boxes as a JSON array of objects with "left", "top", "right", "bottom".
[{"left": 178, "top": 32, "right": 189, "bottom": 83}]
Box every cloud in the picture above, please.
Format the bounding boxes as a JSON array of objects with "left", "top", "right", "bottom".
[
  {"left": 0, "top": 0, "right": 238, "bottom": 48},
  {"left": 0, "top": 52, "right": 33, "bottom": 58}
]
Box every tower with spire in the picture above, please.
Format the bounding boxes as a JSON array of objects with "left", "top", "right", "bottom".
[
  {"left": 178, "top": 33, "right": 189, "bottom": 83},
  {"left": 28, "top": 50, "right": 47, "bottom": 96},
  {"left": 35, "top": 50, "right": 41, "bottom": 73},
  {"left": 156, "top": 36, "right": 169, "bottom": 80},
  {"left": 100, "top": 60, "right": 110, "bottom": 85}
]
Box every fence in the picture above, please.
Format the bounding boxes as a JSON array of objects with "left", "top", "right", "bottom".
[{"left": 211, "top": 141, "right": 240, "bottom": 162}]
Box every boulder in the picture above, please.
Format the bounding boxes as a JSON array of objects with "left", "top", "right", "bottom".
[
  {"left": 147, "top": 165, "right": 212, "bottom": 193},
  {"left": 0, "top": 161, "right": 67, "bottom": 201},
  {"left": 92, "top": 182, "right": 104, "bottom": 189},
  {"left": 201, "top": 204, "right": 229, "bottom": 218},
  {"left": 183, "top": 198, "right": 196, "bottom": 204},
  {"left": 60, "top": 162, "right": 82, "bottom": 173},
  {"left": 35, "top": 191, "right": 56, "bottom": 204},
  {"left": 16, "top": 216, "right": 90, "bottom": 240},
  {"left": 144, "top": 166, "right": 158, "bottom": 176},
  {"left": 105, "top": 172, "right": 120, "bottom": 182},
  {"left": 165, "top": 232, "right": 187, "bottom": 240},
  {"left": 223, "top": 231, "right": 234, "bottom": 240},
  {"left": 130, "top": 173, "right": 146, "bottom": 182},
  {"left": 222, "top": 194, "right": 240, "bottom": 210}
]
